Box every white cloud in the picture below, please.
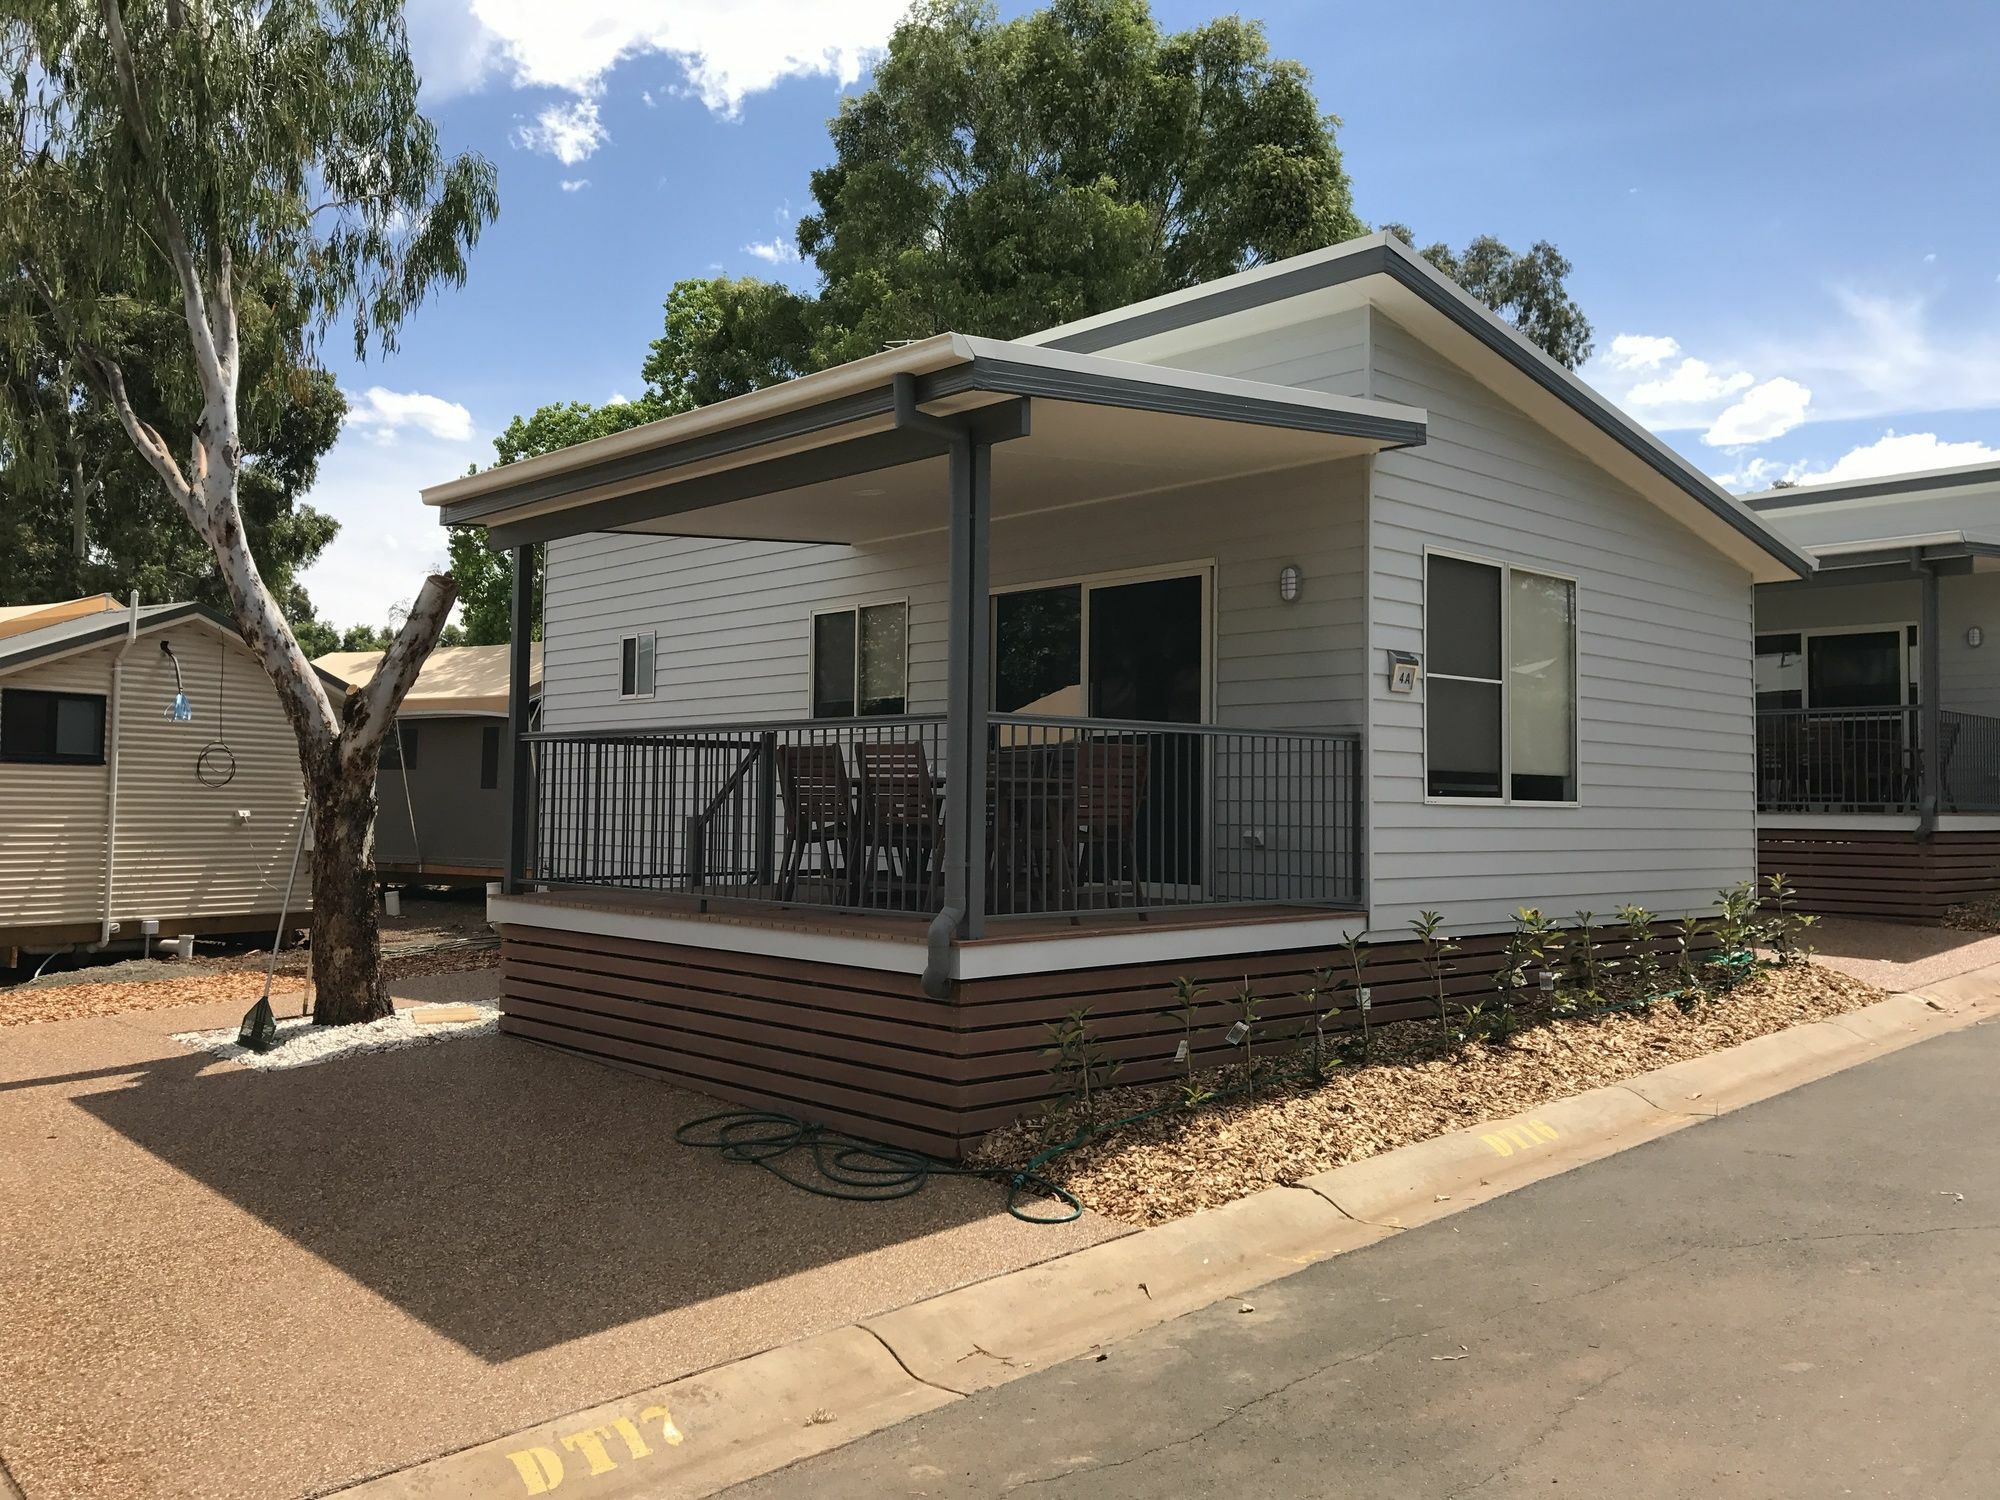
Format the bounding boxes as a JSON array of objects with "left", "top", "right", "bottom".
[
  {"left": 1604, "top": 333, "right": 1680, "bottom": 372},
  {"left": 514, "top": 96, "right": 606, "bottom": 165},
  {"left": 1704, "top": 377, "right": 1812, "bottom": 447},
  {"left": 1594, "top": 281, "right": 2000, "bottom": 449},
  {"left": 1789, "top": 430, "right": 2000, "bottom": 486},
  {"left": 298, "top": 421, "right": 485, "bottom": 627},
  {"left": 343, "top": 387, "right": 477, "bottom": 444},
  {"left": 412, "top": 0, "right": 907, "bottom": 126},
  {"left": 1626, "top": 358, "right": 1753, "bottom": 410},
  {"left": 743, "top": 234, "right": 799, "bottom": 264},
  {"left": 560, "top": 177, "right": 591, "bottom": 192}
]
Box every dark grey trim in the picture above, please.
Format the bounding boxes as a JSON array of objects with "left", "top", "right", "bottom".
[
  {"left": 1043, "top": 241, "right": 1813, "bottom": 578},
  {"left": 1042, "top": 245, "right": 1394, "bottom": 356},
  {"left": 505, "top": 543, "right": 537, "bottom": 894},
  {"left": 485, "top": 401, "right": 1030, "bottom": 552},
  {"left": 1756, "top": 539, "right": 2000, "bottom": 593},
  {"left": 1746, "top": 463, "right": 2000, "bottom": 510},
  {"left": 929, "top": 352, "right": 1427, "bottom": 446},
  {"left": 0, "top": 602, "right": 221, "bottom": 674},
  {"left": 440, "top": 385, "right": 901, "bottom": 527}
]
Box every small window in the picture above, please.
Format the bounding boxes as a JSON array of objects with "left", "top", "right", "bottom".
[
  {"left": 1424, "top": 554, "right": 1577, "bottom": 803},
  {"left": 812, "top": 602, "right": 907, "bottom": 718},
  {"left": 479, "top": 725, "right": 501, "bottom": 790},
  {"left": 379, "top": 719, "right": 417, "bottom": 771},
  {"left": 620, "top": 632, "right": 656, "bottom": 699},
  {"left": 0, "top": 689, "right": 108, "bottom": 765}
]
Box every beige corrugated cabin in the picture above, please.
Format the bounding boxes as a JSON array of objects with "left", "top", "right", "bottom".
[{"left": 0, "top": 595, "right": 311, "bottom": 958}]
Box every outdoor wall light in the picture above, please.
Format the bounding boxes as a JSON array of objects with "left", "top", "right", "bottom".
[
  {"left": 1278, "top": 563, "right": 1302, "bottom": 602},
  {"left": 1969, "top": 626, "right": 1984, "bottom": 649}
]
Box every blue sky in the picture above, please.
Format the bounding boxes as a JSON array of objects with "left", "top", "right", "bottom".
[{"left": 304, "top": 0, "right": 2000, "bottom": 626}]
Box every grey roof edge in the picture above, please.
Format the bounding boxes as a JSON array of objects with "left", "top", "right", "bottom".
[
  {"left": 1037, "top": 234, "right": 1815, "bottom": 580},
  {"left": 0, "top": 603, "right": 350, "bottom": 700},
  {"left": 1744, "top": 459, "right": 2000, "bottom": 510},
  {"left": 444, "top": 337, "right": 1429, "bottom": 533}
]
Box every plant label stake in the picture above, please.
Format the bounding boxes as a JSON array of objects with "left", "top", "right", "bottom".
[
  {"left": 1357, "top": 987, "right": 1372, "bottom": 1011},
  {"left": 1538, "top": 970, "right": 1556, "bottom": 992},
  {"left": 1225, "top": 1021, "right": 1249, "bottom": 1046},
  {"left": 1174, "top": 1039, "right": 1189, "bottom": 1064}
]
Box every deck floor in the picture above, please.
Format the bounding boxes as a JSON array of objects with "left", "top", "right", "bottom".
[{"left": 502, "top": 885, "right": 1357, "bottom": 946}]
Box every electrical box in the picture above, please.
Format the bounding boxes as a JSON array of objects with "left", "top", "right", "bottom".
[{"left": 1386, "top": 649, "right": 1421, "bottom": 694}]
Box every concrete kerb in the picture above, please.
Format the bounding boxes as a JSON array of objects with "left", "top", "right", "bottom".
[
  {"left": 336, "top": 981, "right": 2000, "bottom": 1500},
  {"left": 862, "top": 1184, "right": 1392, "bottom": 1394},
  {"left": 333, "top": 1326, "right": 953, "bottom": 1500}
]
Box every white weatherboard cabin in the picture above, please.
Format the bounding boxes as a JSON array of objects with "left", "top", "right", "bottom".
[
  {"left": 1749, "top": 460, "right": 2000, "bottom": 920},
  {"left": 425, "top": 233, "right": 1813, "bottom": 1157},
  {"left": 0, "top": 594, "right": 310, "bottom": 960}
]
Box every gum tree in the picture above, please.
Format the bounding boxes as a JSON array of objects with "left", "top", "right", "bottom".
[{"left": 2, "top": 0, "right": 498, "bottom": 1023}]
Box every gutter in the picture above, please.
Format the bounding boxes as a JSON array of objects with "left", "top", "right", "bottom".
[{"left": 98, "top": 592, "right": 140, "bottom": 948}]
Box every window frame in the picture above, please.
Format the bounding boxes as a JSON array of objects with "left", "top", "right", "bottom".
[
  {"left": 479, "top": 723, "right": 501, "bottom": 790},
  {"left": 618, "top": 631, "right": 656, "bottom": 702},
  {"left": 1755, "top": 620, "right": 1917, "bottom": 710},
  {"left": 1421, "top": 546, "right": 1581, "bottom": 809},
  {"left": 808, "top": 598, "right": 911, "bottom": 719},
  {"left": 0, "top": 687, "right": 109, "bottom": 767},
  {"left": 987, "top": 559, "right": 1217, "bottom": 721}
]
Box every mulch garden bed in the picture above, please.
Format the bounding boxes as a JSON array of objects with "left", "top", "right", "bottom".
[{"left": 970, "top": 961, "right": 1888, "bottom": 1227}]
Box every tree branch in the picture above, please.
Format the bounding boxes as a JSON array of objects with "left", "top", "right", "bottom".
[
  {"left": 98, "top": 0, "right": 230, "bottom": 424},
  {"left": 346, "top": 573, "right": 460, "bottom": 760}
]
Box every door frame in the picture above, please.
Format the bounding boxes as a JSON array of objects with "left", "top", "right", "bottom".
[{"left": 987, "top": 558, "right": 1217, "bottom": 721}]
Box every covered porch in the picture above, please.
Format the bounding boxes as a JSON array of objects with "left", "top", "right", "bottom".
[
  {"left": 1755, "top": 533, "right": 2000, "bottom": 919},
  {"left": 436, "top": 333, "right": 1424, "bottom": 979}
]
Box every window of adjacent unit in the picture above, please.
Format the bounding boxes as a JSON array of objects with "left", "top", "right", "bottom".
[
  {"left": 0, "top": 689, "right": 108, "bottom": 766},
  {"left": 1424, "top": 552, "right": 1578, "bottom": 804},
  {"left": 379, "top": 719, "right": 417, "bottom": 771},
  {"left": 1756, "top": 625, "right": 1916, "bottom": 711},
  {"left": 812, "top": 602, "right": 908, "bottom": 718},
  {"left": 479, "top": 725, "right": 501, "bottom": 790},
  {"left": 619, "top": 632, "right": 655, "bottom": 700}
]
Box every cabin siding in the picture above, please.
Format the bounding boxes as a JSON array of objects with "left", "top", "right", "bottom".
[
  {"left": 1361, "top": 313, "right": 1758, "bottom": 933},
  {"left": 0, "top": 622, "right": 308, "bottom": 944},
  {"left": 375, "top": 715, "right": 509, "bottom": 873},
  {"left": 541, "top": 458, "right": 1371, "bottom": 736}
]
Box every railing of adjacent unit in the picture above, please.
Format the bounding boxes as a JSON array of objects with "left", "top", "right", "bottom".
[
  {"left": 525, "top": 713, "right": 1364, "bottom": 921},
  {"left": 1756, "top": 706, "right": 2000, "bottom": 814}
]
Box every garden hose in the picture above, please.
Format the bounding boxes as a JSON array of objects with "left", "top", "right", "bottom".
[{"left": 675, "top": 949, "right": 1764, "bottom": 1225}]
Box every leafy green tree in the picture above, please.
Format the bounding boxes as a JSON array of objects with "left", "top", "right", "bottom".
[
  {"left": 641, "top": 277, "right": 818, "bottom": 410},
  {"left": 2, "top": 0, "right": 498, "bottom": 1024},
  {"left": 802, "top": 0, "right": 1365, "bottom": 364},
  {"left": 1, "top": 295, "right": 346, "bottom": 613},
  {"left": 448, "top": 525, "right": 535, "bottom": 647},
  {"left": 1379, "top": 226, "right": 1593, "bottom": 369}
]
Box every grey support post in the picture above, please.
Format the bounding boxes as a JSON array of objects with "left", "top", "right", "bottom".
[
  {"left": 505, "top": 541, "right": 538, "bottom": 892},
  {"left": 1918, "top": 560, "right": 1942, "bottom": 835}
]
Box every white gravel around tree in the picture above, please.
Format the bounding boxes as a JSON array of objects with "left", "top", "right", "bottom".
[{"left": 173, "top": 1002, "right": 500, "bottom": 1069}]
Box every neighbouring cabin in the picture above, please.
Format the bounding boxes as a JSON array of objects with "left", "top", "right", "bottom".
[
  {"left": 1749, "top": 462, "right": 2000, "bottom": 920},
  {"left": 0, "top": 596, "right": 311, "bottom": 957},
  {"left": 423, "top": 233, "right": 1811, "bottom": 1157},
  {"left": 314, "top": 643, "right": 543, "bottom": 886}
]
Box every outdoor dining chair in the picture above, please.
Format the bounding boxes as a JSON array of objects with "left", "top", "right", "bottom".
[
  {"left": 774, "top": 743, "right": 857, "bottom": 903},
  {"left": 852, "top": 740, "right": 944, "bottom": 909},
  {"left": 1074, "top": 739, "right": 1150, "bottom": 906}
]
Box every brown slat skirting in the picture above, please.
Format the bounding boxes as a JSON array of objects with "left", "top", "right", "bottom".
[
  {"left": 1759, "top": 826, "right": 2000, "bottom": 922},
  {"left": 496, "top": 919, "right": 1703, "bottom": 1160}
]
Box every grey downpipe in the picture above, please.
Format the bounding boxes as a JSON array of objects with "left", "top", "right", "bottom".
[
  {"left": 923, "top": 906, "right": 960, "bottom": 999},
  {"left": 898, "top": 370, "right": 974, "bottom": 1002}
]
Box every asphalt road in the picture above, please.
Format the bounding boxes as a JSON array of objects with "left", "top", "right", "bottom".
[{"left": 727, "top": 1020, "right": 2000, "bottom": 1499}]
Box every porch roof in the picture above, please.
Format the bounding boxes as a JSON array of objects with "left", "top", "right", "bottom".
[{"left": 423, "top": 332, "right": 1427, "bottom": 549}]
